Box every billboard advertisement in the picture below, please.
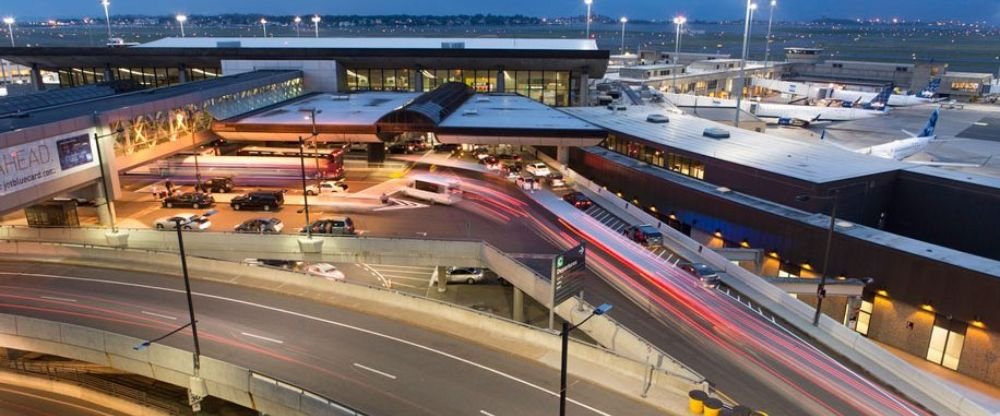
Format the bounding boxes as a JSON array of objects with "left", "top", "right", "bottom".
[{"left": 0, "top": 131, "right": 97, "bottom": 196}]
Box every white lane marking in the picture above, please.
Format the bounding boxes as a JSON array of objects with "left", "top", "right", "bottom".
[
  {"left": 140, "top": 310, "right": 177, "bottom": 321},
  {"left": 353, "top": 362, "right": 397, "bottom": 380},
  {"left": 480, "top": 410, "right": 496, "bottom": 416},
  {"left": 0, "top": 271, "right": 613, "bottom": 416},
  {"left": 39, "top": 296, "right": 77, "bottom": 303},
  {"left": 240, "top": 332, "right": 285, "bottom": 345}
]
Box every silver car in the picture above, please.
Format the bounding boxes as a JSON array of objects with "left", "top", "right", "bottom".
[
  {"left": 446, "top": 267, "right": 486, "bottom": 284},
  {"left": 153, "top": 213, "right": 211, "bottom": 231}
]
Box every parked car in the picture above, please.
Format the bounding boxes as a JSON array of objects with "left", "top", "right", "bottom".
[
  {"left": 234, "top": 218, "right": 284, "bottom": 234},
  {"left": 301, "top": 216, "right": 356, "bottom": 236},
  {"left": 162, "top": 192, "right": 215, "bottom": 209},
  {"left": 231, "top": 191, "right": 284, "bottom": 211},
  {"left": 433, "top": 143, "right": 460, "bottom": 153},
  {"left": 680, "top": 263, "right": 721, "bottom": 288},
  {"left": 154, "top": 213, "right": 211, "bottom": 231},
  {"left": 196, "top": 177, "right": 234, "bottom": 193},
  {"left": 306, "top": 263, "right": 346, "bottom": 281},
  {"left": 388, "top": 143, "right": 411, "bottom": 154},
  {"left": 446, "top": 267, "right": 486, "bottom": 284},
  {"left": 562, "top": 192, "right": 593, "bottom": 210},
  {"left": 242, "top": 258, "right": 300, "bottom": 269},
  {"left": 495, "top": 154, "right": 522, "bottom": 162},
  {"left": 525, "top": 162, "right": 551, "bottom": 178},
  {"left": 405, "top": 139, "right": 429, "bottom": 151},
  {"left": 622, "top": 224, "right": 663, "bottom": 247},
  {"left": 549, "top": 172, "right": 566, "bottom": 187},
  {"left": 479, "top": 155, "right": 499, "bottom": 166},
  {"left": 305, "top": 181, "right": 349, "bottom": 196}
]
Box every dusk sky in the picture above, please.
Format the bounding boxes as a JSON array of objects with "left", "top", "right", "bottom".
[{"left": 4, "top": 0, "right": 1000, "bottom": 23}]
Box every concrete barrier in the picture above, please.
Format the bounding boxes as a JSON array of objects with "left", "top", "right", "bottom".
[
  {"left": 539, "top": 155, "right": 995, "bottom": 416},
  {"left": 0, "top": 313, "right": 350, "bottom": 416},
  {"left": 0, "top": 241, "right": 693, "bottom": 414},
  {"left": 0, "top": 367, "right": 172, "bottom": 416}
]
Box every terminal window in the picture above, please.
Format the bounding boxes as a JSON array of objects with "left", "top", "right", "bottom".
[{"left": 605, "top": 135, "right": 705, "bottom": 180}]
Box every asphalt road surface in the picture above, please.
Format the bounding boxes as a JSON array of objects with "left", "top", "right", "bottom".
[
  {"left": 0, "top": 262, "right": 662, "bottom": 416},
  {"left": 0, "top": 382, "right": 130, "bottom": 416}
]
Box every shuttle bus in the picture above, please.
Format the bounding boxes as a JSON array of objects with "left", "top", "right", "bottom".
[
  {"left": 134, "top": 153, "right": 344, "bottom": 181},
  {"left": 236, "top": 146, "right": 345, "bottom": 160}
]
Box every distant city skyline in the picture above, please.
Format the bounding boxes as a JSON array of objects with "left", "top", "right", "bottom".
[{"left": 2, "top": 1, "right": 999, "bottom": 24}]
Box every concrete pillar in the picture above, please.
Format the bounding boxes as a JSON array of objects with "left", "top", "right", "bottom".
[
  {"left": 178, "top": 64, "right": 189, "bottom": 83},
  {"left": 577, "top": 72, "right": 590, "bottom": 107},
  {"left": 556, "top": 146, "right": 570, "bottom": 165},
  {"left": 93, "top": 182, "right": 117, "bottom": 228},
  {"left": 103, "top": 64, "right": 114, "bottom": 83},
  {"left": 495, "top": 69, "right": 506, "bottom": 92},
  {"left": 30, "top": 63, "right": 45, "bottom": 91},
  {"left": 512, "top": 287, "right": 525, "bottom": 323},
  {"left": 413, "top": 69, "right": 424, "bottom": 92},
  {"left": 367, "top": 143, "right": 386, "bottom": 164},
  {"left": 436, "top": 265, "right": 448, "bottom": 293}
]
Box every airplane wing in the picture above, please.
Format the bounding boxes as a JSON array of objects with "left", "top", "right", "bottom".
[{"left": 818, "top": 129, "right": 861, "bottom": 152}]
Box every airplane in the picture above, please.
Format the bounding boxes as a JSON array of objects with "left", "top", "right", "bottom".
[
  {"left": 822, "top": 109, "right": 989, "bottom": 167},
  {"left": 753, "top": 78, "right": 941, "bottom": 107},
  {"left": 662, "top": 91, "right": 889, "bottom": 127},
  {"left": 831, "top": 79, "right": 941, "bottom": 107}
]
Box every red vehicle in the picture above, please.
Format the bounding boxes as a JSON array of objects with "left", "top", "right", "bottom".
[{"left": 562, "top": 192, "right": 593, "bottom": 209}]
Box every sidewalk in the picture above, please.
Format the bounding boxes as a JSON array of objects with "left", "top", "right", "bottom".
[{"left": 874, "top": 341, "right": 1000, "bottom": 413}]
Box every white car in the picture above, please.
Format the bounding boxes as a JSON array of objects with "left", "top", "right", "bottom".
[
  {"left": 525, "top": 162, "right": 551, "bottom": 178},
  {"left": 306, "top": 263, "right": 346, "bottom": 281},
  {"left": 305, "top": 181, "right": 349, "bottom": 196},
  {"left": 153, "top": 214, "right": 211, "bottom": 231}
]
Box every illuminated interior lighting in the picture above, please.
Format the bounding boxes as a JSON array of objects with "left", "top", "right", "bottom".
[
  {"left": 649, "top": 206, "right": 657, "bottom": 213},
  {"left": 713, "top": 229, "right": 723, "bottom": 238},
  {"left": 971, "top": 316, "right": 986, "bottom": 329},
  {"left": 767, "top": 251, "right": 779, "bottom": 259},
  {"left": 876, "top": 289, "right": 889, "bottom": 297},
  {"left": 801, "top": 263, "right": 813, "bottom": 271},
  {"left": 921, "top": 303, "right": 934, "bottom": 312},
  {"left": 668, "top": 213, "right": 678, "bottom": 221},
  {"left": 739, "top": 239, "right": 750, "bottom": 248}
]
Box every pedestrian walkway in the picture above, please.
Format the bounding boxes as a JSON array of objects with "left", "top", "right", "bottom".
[{"left": 874, "top": 341, "right": 1000, "bottom": 413}]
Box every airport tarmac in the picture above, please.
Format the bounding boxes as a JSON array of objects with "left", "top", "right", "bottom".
[{"left": 764, "top": 103, "right": 1000, "bottom": 179}]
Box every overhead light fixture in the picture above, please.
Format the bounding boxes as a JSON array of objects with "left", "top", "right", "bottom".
[
  {"left": 921, "top": 303, "right": 935, "bottom": 312},
  {"left": 876, "top": 289, "right": 889, "bottom": 297}
]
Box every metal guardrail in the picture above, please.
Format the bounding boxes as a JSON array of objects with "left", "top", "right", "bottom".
[{"left": 2, "top": 359, "right": 188, "bottom": 416}]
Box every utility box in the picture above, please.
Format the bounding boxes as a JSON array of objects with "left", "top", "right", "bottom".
[{"left": 25, "top": 201, "right": 80, "bottom": 227}]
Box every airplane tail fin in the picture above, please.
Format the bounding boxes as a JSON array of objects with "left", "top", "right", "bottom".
[
  {"left": 918, "top": 109, "right": 939, "bottom": 138},
  {"left": 919, "top": 79, "right": 942, "bottom": 98},
  {"left": 868, "top": 83, "right": 893, "bottom": 111}
]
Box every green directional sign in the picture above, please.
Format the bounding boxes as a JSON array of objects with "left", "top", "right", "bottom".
[{"left": 552, "top": 243, "right": 587, "bottom": 304}]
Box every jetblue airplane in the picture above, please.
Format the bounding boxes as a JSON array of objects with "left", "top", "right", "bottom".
[
  {"left": 822, "top": 109, "right": 987, "bottom": 167},
  {"left": 832, "top": 79, "right": 941, "bottom": 107},
  {"left": 662, "top": 91, "right": 889, "bottom": 127}
]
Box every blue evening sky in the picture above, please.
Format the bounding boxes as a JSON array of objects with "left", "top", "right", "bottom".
[{"left": 4, "top": 1, "right": 1000, "bottom": 23}]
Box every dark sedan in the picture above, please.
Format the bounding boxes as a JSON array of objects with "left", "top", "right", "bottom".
[{"left": 162, "top": 192, "right": 215, "bottom": 209}]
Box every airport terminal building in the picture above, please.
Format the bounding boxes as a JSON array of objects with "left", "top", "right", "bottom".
[{"left": 2, "top": 37, "right": 1000, "bottom": 388}]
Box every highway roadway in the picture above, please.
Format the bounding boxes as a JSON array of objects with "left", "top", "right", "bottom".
[
  {"left": 0, "top": 382, "right": 129, "bottom": 416},
  {"left": 0, "top": 262, "right": 662, "bottom": 416},
  {"left": 424, "top": 162, "right": 930, "bottom": 416}
]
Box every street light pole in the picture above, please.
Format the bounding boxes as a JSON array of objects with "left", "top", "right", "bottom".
[
  {"left": 619, "top": 17, "right": 627, "bottom": 54},
  {"left": 764, "top": 0, "right": 777, "bottom": 68},
  {"left": 173, "top": 217, "right": 202, "bottom": 373},
  {"left": 584, "top": 0, "right": 593, "bottom": 39},
  {"left": 672, "top": 16, "right": 686, "bottom": 93},
  {"left": 101, "top": 0, "right": 112, "bottom": 40},
  {"left": 299, "top": 136, "right": 313, "bottom": 240},
  {"left": 93, "top": 126, "right": 124, "bottom": 233},
  {"left": 260, "top": 18, "right": 268, "bottom": 37},
  {"left": 796, "top": 193, "right": 839, "bottom": 326},
  {"left": 312, "top": 15, "right": 321, "bottom": 38},
  {"left": 559, "top": 303, "right": 612, "bottom": 416},
  {"left": 175, "top": 14, "right": 187, "bottom": 38},
  {"left": 3, "top": 17, "right": 13, "bottom": 47},
  {"left": 294, "top": 16, "right": 302, "bottom": 37},
  {"left": 734, "top": 0, "right": 754, "bottom": 128}
]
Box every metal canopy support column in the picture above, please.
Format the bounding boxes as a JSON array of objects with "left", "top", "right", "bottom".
[
  {"left": 577, "top": 72, "right": 590, "bottom": 107},
  {"left": 30, "top": 63, "right": 44, "bottom": 91},
  {"left": 435, "top": 265, "right": 448, "bottom": 293},
  {"left": 367, "top": 143, "right": 386, "bottom": 164}
]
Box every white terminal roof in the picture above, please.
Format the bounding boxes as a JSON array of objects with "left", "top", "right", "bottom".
[
  {"left": 235, "top": 92, "right": 421, "bottom": 126},
  {"left": 560, "top": 106, "right": 907, "bottom": 184},
  {"left": 137, "top": 37, "right": 599, "bottom": 51},
  {"left": 441, "top": 94, "right": 603, "bottom": 131}
]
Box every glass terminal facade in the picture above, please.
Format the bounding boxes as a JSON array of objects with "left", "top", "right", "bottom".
[
  {"left": 604, "top": 134, "right": 705, "bottom": 180},
  {"left": 346, "top": 68, "right": 574, "bottom": 106},
  {"left": 55, "top": 67, "right": 221, "bottom": 88}
]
